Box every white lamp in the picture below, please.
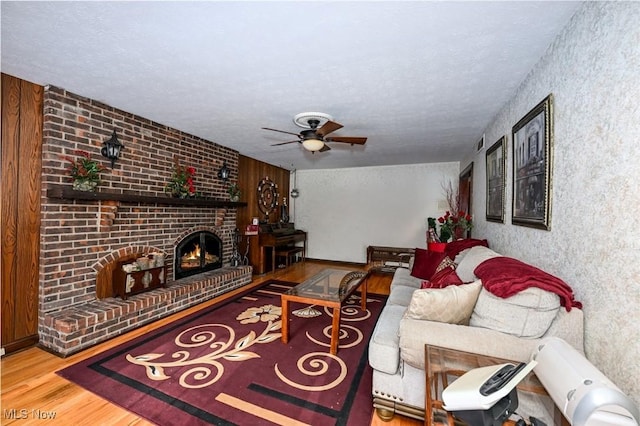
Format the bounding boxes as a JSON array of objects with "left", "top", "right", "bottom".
[{"left": 302, "top": 138, "right": 324, "bottom": 152}]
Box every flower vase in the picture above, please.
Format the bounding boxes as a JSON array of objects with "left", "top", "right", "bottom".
[
  {"left": 170, "top": 190, "right": 189, "bottom": 199},
  {"left": 230, "top": 195, "right": 240, "bottom": 202},
  {"left": 428, "top": 242, "right": 447, "bottom": 253},
  {"left": 73, "top": 179, "right": 98, "bottom": 192},
  {"left": 453, "top": 227, "right": 465, "bottom": 241}
]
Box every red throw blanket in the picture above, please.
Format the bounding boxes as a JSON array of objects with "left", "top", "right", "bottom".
[{"left": 474, "top": 257, "right": 582, "bottom": 311}]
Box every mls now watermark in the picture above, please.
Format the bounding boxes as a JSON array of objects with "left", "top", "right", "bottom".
[{"left": 4, "top": 409, "right": 57, "bottom": 420}]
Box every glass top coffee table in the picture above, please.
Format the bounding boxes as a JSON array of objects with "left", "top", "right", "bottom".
[
  {"left": 280, "top": 268, "right": 367, "bottom": 355},
  {"left": 425, "top": 345, "right": 565, "bottom": 426}
]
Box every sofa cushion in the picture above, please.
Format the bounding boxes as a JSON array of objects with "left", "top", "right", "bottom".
[
  {"left": 369, "top": 304, "right": 407, "bottom": 374},
  {"left": 470, "top": 287, "right": 561, "bottom": 338},
  {"left": 388, "top": 284, "right": 417, "bottom": 306},
  {"left": 399, "top": 318, "right": 544, "bottom": 370},
  {"left": 453, "top": 248, "right": 471, "bottom": 265},
  {"left": 455, "top": 246, "right": 502, "bottom": 282},
  {"left": 406, "top": 280, "right": 482, "bottom": 325},
  {"left": 410, "top": 248, "right": 445, "bottom": 280},
  {"left": 390, "top": 267, "right": 422, "bottom": 290}
]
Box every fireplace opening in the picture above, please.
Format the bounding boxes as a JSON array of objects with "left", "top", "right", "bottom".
[{"left": 175, "top": 231, "right": 223, "bottom": 279}]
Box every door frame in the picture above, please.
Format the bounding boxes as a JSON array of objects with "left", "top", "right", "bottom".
[{"left": 459, "top": 163, "right": 473, "bottom": 237}]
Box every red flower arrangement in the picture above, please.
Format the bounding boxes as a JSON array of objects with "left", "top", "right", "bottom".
[
  {"left": 438, "top": 210, "right": 473, "bottom": 241},
  {"left": 166, "top": 158, "right": 197, "bottom": 198}
]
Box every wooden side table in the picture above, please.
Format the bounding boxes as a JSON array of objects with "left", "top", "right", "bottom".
[{"left": 424, "top": 345, "right": 568, "bottom": 426}]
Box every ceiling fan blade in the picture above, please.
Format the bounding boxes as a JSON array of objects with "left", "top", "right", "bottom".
[
  {"left": 262, "top": 127, "right": 301, "bottom": 137},
  {"left": 319, "top": 144, "right": 331, "bottom": 152},
  {"left": 316, "top": 120, "right": 343, "bottom": 137},
  {"left": 271, "top": 140, "right": 300, "bottom": 146},
  {"left": 325, "top": 136, "right": 367, "bottom": 145}
]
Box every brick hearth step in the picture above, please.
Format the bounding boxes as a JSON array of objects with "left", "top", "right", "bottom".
[{"left": 40, "top": 266, "right": 252, "bottom": 357}]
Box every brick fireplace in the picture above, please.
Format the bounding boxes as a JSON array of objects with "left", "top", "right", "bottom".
[
  {"left": 38, "top": 86, "right": 252, "bottom": 356},
  {"left": 174, "top": 230, "right": 223, "bottom": 279}
]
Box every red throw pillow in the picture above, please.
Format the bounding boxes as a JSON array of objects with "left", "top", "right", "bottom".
[
  {"left": 445, "top": 239, "right": 489, "bottom": 258},
  {"left": 410, "top": 248, "right": 446, "bottom": 280},
  {"left": 428, "top": 267, "right": 464, "bottom": 289}
]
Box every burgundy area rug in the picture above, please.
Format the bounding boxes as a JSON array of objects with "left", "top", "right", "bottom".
[{"left": 57, "top": 279, "right": 387, "bottom": 426}]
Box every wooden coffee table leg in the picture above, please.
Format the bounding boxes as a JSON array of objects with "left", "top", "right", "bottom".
[
  {"left": 281, "top": 296, "right": 289, "bottom": 344},
  {"left": 360, "top": 277, "right": 367, "bottom": 311},
  {"left": 330, "top": 305, "right": 341, "bottom": 355}
]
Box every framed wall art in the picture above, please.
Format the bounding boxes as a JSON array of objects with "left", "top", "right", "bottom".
[
  {"left": 511, "top": 94, "right": 553, "bottom": 230},
  {"left": 486, "top": 136, "right": 506, "bottom": 223},
  {"left": 476, "top": 134, "right": 485, "bottom": 152}
]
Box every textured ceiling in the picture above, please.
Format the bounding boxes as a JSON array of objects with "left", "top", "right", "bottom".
[{"left": 1, "top": 1, "right": 582, "bottom": 170}]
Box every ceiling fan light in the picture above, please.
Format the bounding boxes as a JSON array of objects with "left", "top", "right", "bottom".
[{"left": 302, "top": 138, "right": 324, "bottom": 152}]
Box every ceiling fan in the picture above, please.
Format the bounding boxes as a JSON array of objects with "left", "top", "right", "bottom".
[{"left": 262, "top": 112, "right": 367, "bottom": 153}]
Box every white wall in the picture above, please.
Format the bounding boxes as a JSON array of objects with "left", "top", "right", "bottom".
[
  {"left": 291, "top": 162, "right": 459, "bottom": 263},
  {"left": 464, "top": 2, "right": 640, "bottom": 405}
]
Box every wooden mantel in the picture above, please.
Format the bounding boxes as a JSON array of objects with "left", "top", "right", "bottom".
[{"left": 46, "top": 184, "right": 247, "bottom": 208}]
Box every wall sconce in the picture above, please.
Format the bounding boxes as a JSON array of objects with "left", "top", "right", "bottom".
[
  {"left": 217, "top": 161, "right": 230, "bottom": 181},
  {"left": 101, "top": 130, "right": 124, "bottom": 168}
]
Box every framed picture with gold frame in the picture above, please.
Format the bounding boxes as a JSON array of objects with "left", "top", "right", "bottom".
[
  {"left": 486, "top": 136, "right": 506, "bottom": 223},
  {"left": 511, "top": 94, "right": 553, "bottom": 230}
]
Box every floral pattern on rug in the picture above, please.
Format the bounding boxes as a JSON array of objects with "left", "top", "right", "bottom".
[
  {"left": 58, "top": 280, "right": 387, "bottom": 426},
  {"left": 126, "top": 304, "right": 282, "bottom": 388},
  {"left": 126, "top": 296, "right": 376, "bottom": 392}
]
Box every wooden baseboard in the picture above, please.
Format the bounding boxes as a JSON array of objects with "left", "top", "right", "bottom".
[{"left": 2, "top": 335, "right": 39, "bottom": 356}]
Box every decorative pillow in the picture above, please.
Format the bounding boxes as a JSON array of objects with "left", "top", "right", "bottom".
[
  {"left": 469, "top": 287, "right": 561, "bottom": 338},
  {"left": 444, "top": 238, "right": 489, "bottom": 258},
  {"left": 455, "top": 246, "right": 502, "bottom": 283},
  {"left": 405, "top": 280, "right": 482, "bottom": 325},
  {"left": 421, "top": 267, "right": 463, "bottom": 289},
  {"left": 434, "top": 256, "right": 456, "bottom": 275},
  {"left": 410, "top": 248, "right": 445, "bottom": 280}
]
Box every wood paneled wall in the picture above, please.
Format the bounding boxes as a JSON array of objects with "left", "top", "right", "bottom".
[
  {"left": 237, "top": 155, "right": 290, "bottom": 229},
  {"left": 1, "top": 73, "right": 43, "bottom": 354},
  {"left": 237, "top": 155, "right": 290, "bottom": 272}
]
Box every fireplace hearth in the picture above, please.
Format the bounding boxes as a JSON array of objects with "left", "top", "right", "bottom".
[{"left": 175, "top": 231, "right": 223, "bottom": 279}]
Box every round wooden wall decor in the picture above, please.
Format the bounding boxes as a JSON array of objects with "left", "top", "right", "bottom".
[{"left": 257, "top": 176, "right": 279, "bottom": 219}]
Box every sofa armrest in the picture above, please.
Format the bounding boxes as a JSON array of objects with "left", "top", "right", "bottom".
[
  {"left": 369, "top": 304, "right": 407, "bottom": 374},
  {"left": 543, "top": 307, "right": 584, "bottom": 353}
]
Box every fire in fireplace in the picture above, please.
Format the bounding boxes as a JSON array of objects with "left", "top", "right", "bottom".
[{"left": 175, "top": 231, "right": 223, "bottom": 279}]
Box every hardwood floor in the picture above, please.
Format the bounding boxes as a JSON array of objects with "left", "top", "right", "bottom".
[{"left": 1, "top": 260, "right": 421, "bottom": 426}]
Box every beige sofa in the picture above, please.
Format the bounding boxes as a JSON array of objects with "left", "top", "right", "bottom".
[{"left": 368, "top": 245, "right": 584, "bottom": 421}]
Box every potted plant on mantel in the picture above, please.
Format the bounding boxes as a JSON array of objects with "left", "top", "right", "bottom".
[
  {"left": 165, "top": 157, "right": 197, "bottom": 198},
  {"left": 63, "top": 150, "right": 106, "bottom": 192},
  {"left": 227, "top": 182, "right": 241, "bottom": 202}
]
